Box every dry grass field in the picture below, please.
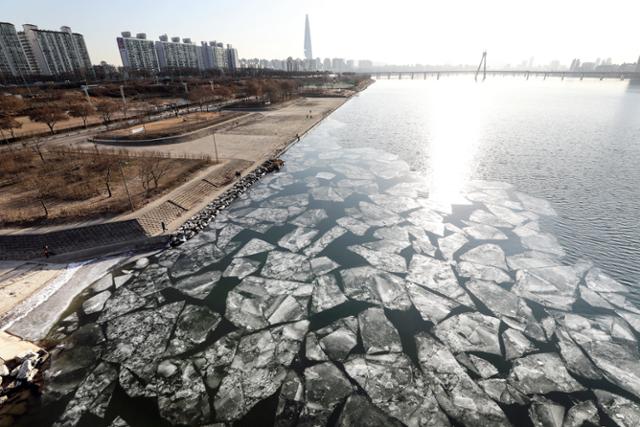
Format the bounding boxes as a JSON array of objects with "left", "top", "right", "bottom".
[{"left": 0, "top": 145, "right": 211, "bottom": 226}]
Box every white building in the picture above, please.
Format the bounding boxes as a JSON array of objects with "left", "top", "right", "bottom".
[
  {"left": 0, "top": 22, "right": 31, "bottom": 78},
  {"left": 18, "top": 24, "right": 92, "bottom": 77},
  {"left": 200, "top": 41, "right": 226, "bottom": 70},
  {"left": 155, "top": 35, "right": 200, "bottom": 70},
  {"left": 225, "top": 44, "right": 239, "bottom": 71},
  {"left": 117, "top": 32, "right": 160, "bottom": 73}
]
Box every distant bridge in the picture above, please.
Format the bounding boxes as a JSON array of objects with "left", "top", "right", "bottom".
[{"left": 370, "top": 70, "right": 640, "bottom": 81}]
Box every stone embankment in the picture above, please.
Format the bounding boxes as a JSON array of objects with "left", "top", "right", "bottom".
[{"left": 170, "top": 159, "right": 284, "bottom": 245}]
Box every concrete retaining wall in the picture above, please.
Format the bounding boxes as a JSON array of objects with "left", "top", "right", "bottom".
[{"left": 0, "top": 220, "right": 163, "bottom": 261}]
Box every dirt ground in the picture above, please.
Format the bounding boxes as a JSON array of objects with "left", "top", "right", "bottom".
[
  {"left": 0, "top": 147, "right": 210, "bottom": 226},
  {"left": 100, "top": 111, "right": 223, "bottom": 139}
]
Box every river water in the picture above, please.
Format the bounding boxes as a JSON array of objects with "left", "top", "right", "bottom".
[
  {"left": 338, "top": 78, "right": 640, "bottom": 287},
  {"left": 24, "top": 78, "right": 640, "bottom": 427}
]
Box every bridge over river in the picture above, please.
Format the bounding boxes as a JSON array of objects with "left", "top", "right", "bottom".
[{"left": 371, "top": 70, "right": 640, "bottom": 81}]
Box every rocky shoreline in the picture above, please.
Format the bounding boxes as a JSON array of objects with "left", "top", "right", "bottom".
[{"left": 170, "top": 158, "right": 285, "bottom": 246}]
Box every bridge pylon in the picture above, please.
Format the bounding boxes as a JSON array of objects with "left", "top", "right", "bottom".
[{"left": 475, "top": 51, "right": 487, "bottom": 82}]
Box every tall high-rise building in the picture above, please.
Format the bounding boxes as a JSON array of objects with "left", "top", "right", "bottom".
[
  {"left": 19, "top": 24, "right": 92, "bottom": 76},
  {"left": 0, "top": 22, "right": 31, "bottom": 78},
  {"left": 155, "top": 35, "right": 200, "bottom": 70},
  {"left": 304, "top": 14, "right": 313, "bottom": 61},
  {"left": 225, "top": 44, "right": 239, "bottom": 70},
  {"left": 200, "top": 41, "right": 226, "bottom": 70},
  {"left": 117, "top": 32, "right": 160, "bottom": 73}
]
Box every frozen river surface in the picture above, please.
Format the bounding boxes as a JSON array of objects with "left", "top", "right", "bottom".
[{"left": 26, "top": 79, "right": 640, "bottom": 427}]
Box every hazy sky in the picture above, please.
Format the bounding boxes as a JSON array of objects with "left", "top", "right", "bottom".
[{"left": 4, "top": 0, "right": 640, "bottom": 67}]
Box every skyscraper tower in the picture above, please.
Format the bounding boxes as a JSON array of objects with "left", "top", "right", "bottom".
[{"left": 304, "top": 14, "right": 313, "bottom": 60}]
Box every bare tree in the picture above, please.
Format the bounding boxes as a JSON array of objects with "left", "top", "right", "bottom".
[
  {"left": 188, "top": 87, "right": 210, "bottom": 111},
  {"left": 95, "top": 99, "right": 120, "bottom": 127},
  {"left": 29, "top": 104, "right": 68, "bottom": 134},
  {"left": 138, "top": 157, "right": 170, "bottom": 197},
  {"left": 67, "top": 101, "right": 95, "bottom": 128},
  {"left": 0, "top": 116, "right": 22, "bottom": 141},
  {"left": 0, "top": 95, "right": 25, "bottom": 141}
]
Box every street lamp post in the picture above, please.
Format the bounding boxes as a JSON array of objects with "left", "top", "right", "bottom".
[{"left": 212, "top": 132, "right": 219, "bottom": 164}]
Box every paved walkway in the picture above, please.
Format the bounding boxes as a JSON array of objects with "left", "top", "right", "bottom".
[{"left": 0, "top": 97, "right": 348, "bottom": 261}]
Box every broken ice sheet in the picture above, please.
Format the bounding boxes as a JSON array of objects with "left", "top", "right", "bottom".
[
  {"left": 56, "top": 362, "right": 118, "bottom": 426},
  {"left": 336, "top": 216, "right": 370, "bottom": 236},
  {"left": 434, "top": 311, "right": 502, "bottom": 355},
  {"left": 358, "top": 307, "right": 402, "bottom": 354},
  {"left": 309, "top": 186, "right": 344, "bottom": 202},
  {"left": 368, "top": 194, "right": 422, "bottom": 213},
  {"left": 340, "top": 266, "right": 412, "bottom": 311},
  {"left": 262, "top": 251, "right": 314, "bottom": 282},
  {"left": 214, "top": 322, "right": 308, "bottom": 422},
  {"left": 455, "top": 261, "right": 511, "bottom": 283},
  {"left": 102, "top": 302, "right": 184, "bottom": 382},
  {"left": 520, "top": 232, "right": 566, "bottom": 257},
  {"left": 245, "top": 207, "right": 290, "bottom": 224},
  {"left": 455, "top": 353, "right": 499, "bottom": 379},
  {"left": 515, "top": 192, "right": 558, "bottom": 216},
  {"left": 170, "top": 244, "right": 227, "bottom": 278},
  {"left": 309, "top": 317, "right": 357, "bottom": 362},
  {"left": 465, "top": 279, "right": 545, "bottom": 341},
  {"left": 506, "top": 251, "right": 561, "bottom": 270},
  {"left": 305, "top": 333, "right": 329, "bottom": 361},
  {"left": 563, "top": 400, "right": 600, "bottom": 427},
  {"left": 263, "top": 193, "right": 309, "bottom": 209},
  {"left": 361, "top": 239, "right": 410, "bottom": 255},
  {"left": 166, "top": 305, "right": 221, "bottom": 356},
  {"left": 337, "top": 394, "right": 405, "bottom": 426},
  {"left": 223, "top": 257, "right": 261, "bottom": 279},
  {"left": 235, "top": 238, "right": 275, "bottom": 257},
  {"left": 512, "top": 265, "right": 581, "bottom": 311},
  {"left": 315, "top": 171, "right": 335, "bottom": 180},
  {"left": 225, "top": 276, "right": 312, "bottom": 330},
  {"left": 303, "top": 226, "right": 346, "bottom": 258},
  {"left": 508, "top": 352, "right": 585, "bottom": 394},
  {"left": 82, "top": 291, "right": 112, "bottom": 315},
  {"left": 405, "top": 282, "right": 463, "bottom": 324},
  {"left": 348, "top": 244, "right": 408, "bottom": 273},
  {"left": 415, "top": 333, "right": 510, "bottom": 426},
  {"left": 478, "top": 378, "right": 528, "bottom": 405},
  {"left": 485, "top": 204, "right": 529, "bottom": 226},
  {"left": 459, "top": 243, "right": 508, "bottom": 270},
  {"left": 309, "top": 257, "right": 340, "bottom": 276},
  {"left": 528, "top": 396, "right": 565, "bottom": 427},
  {"left": 358, "top": 201, "right": 403, "bottom": 227},
  {"left": 462, "top": 223, "right": 508, "bottom": 240},
  {"left": 173, "top": 270, "right": 222, "bottom": 300},
  {"left": 502, "top": 328, "right": 537, "bottom": 360},
  {"left": 468, "top": 209, "right": 513, "bottom": 228},
  {"left": 310, "top": 274, "right": 348, "bottom": 314},
  {"left": 278, "top": 227, "right": 319, "bottom": 252},
  {"left": 290, "top": 209, "right": 328, "bottom": 228},
  {"left": 437, "top": 232, "right": 469, "bottom": 261},
  {"left": 343, "top": 353, "right": 451, "bottom": 426},
  {"left": 407, "top": 255, "right": 474, "bottom": 307},
  {"left": 594, "top": 389, "right": 640, "bottom": 427},
  {"left": 300, "top": 362, "right": 353, "bottom": 425}
]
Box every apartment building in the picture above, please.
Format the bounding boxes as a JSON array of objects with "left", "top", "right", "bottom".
[
  {"left": 117, "top": 32, "right": 160, "bottom": 73},
  {"left": 0, "top": 22, "right": 31, "bottom": 78},
  {"left": 0, "top": 22, "right": 91, "bottom": 78}
]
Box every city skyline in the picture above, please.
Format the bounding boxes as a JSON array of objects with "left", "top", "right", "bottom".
[{"left": 2, "top": 0, "right": 640, "bottom": 68}]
